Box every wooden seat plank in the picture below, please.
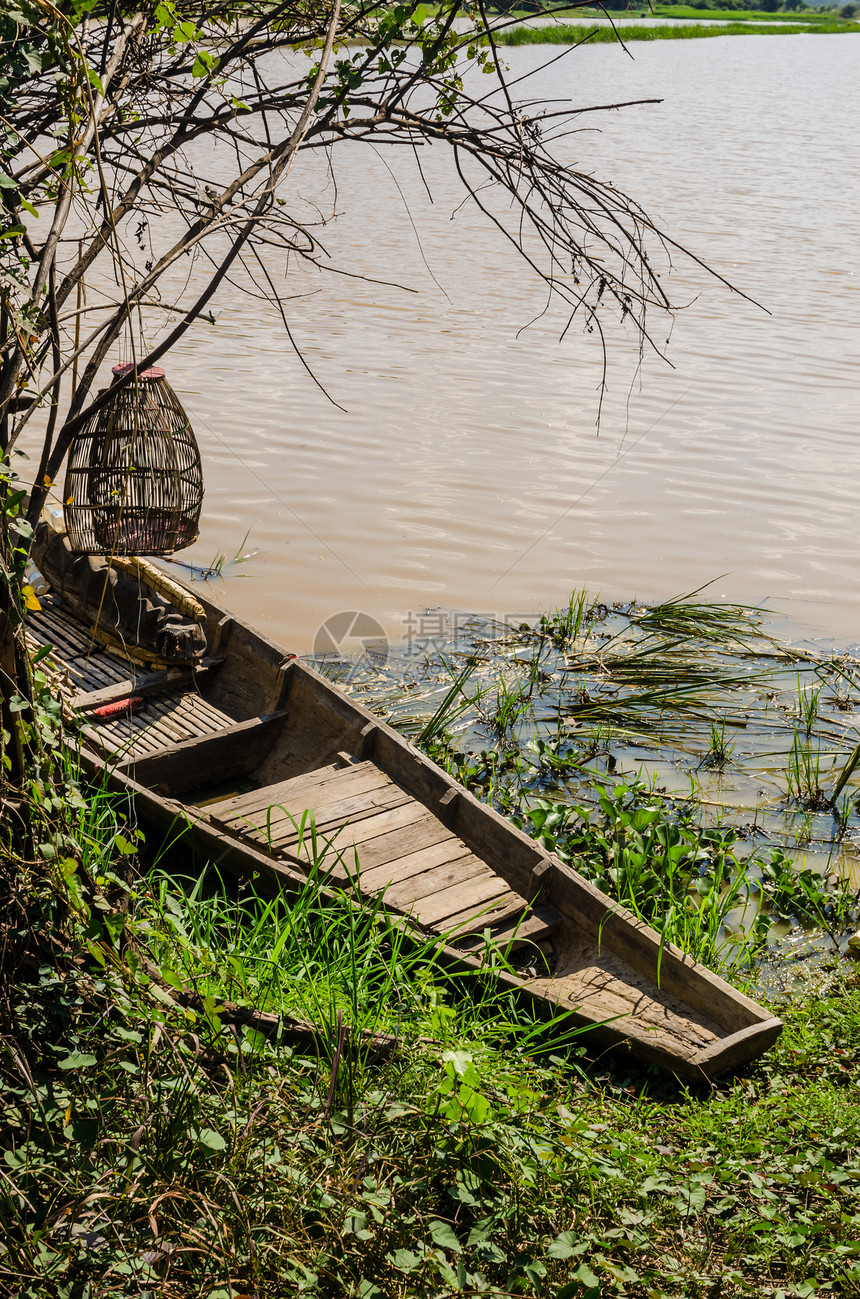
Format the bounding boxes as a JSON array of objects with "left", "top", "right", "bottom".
[
  {"left": 213, "top": 760, "right": 381, "bottom": 819},
  {"left": 223, "top": 768, "right": 400, "bottom": 829},
  {"left": 274, "top": 799, "right": 430, "bottom": 851},
  {"left": 445, "top": 893, "right": 531, "bottom": 936},
  {"left": 318, "top": 814, "right": 456, "bottom": 874},
  {"left": 411, "top": 873, "right": 514, "bottom": 928},
  {"left": 94, "top": 690, "right": 237, "bottom": 759},
  {"left": 383, "top": 853, "right": 489, "bottom": 908},
  {"left": 223, "top": 782, "right": 410, "bottom": 841},
  {"left": 356, "top": 837, "right": 475, "bottom": 892},
  {"left": 26, "top": 604, "right": 131, "bottom": 683},
  {"left": 457, "top": 904, "right": 562, "bottom": 954}
]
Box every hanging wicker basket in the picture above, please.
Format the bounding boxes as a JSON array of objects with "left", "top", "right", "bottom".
[{"left": 63, "top": 364, "right": 203, "bottom": 556}]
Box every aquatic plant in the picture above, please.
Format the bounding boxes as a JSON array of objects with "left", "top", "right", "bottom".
[{"left": 347, "top": 588, "right": 860, "bottom": 976}]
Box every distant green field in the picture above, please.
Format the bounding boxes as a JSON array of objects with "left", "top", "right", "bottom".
[
  {"left": 496, "top": 16, "right": 857, "bottom": 40},
  {"left": 653, "top": 4, "right": 817, "bottom": 17}
]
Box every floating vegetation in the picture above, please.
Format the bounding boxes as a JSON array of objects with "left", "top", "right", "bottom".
[
  {"left": 166, "top": 528, "right": 259, "bottom": 582},
  {"left": 318, "top": 590, "right": 860, "bottom": 992}
]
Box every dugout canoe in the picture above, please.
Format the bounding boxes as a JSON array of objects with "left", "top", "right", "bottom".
[{"left": 24, "top": 576, "right": 782, "bottom": 1081}]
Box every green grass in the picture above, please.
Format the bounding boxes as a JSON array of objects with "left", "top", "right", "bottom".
[
  {"left": 496, "top": 15, "right": 859, "bottom": 39},
  {"left": 5, "top": 849, "right": 860, "bottom": 1296},
  {"left": 494, "top": 1, "right": 851, "bottom": 16}
]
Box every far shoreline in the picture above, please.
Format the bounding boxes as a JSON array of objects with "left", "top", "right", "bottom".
[{"left": 496, "top": 13, "right": 860, "bottom": 41}]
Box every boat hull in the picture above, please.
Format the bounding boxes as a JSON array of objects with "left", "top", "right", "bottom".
[{"left": 25, "top": 583, "right": 782, "bottom": 1081}]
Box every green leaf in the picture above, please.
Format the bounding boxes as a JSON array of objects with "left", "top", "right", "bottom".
[
  {"left": 86, "top": 65, "right": 104, "bottom": 94},
  {"left": 672, "top": 1181, "right": 708, "bottom": 1213},
  {"left": 113, "top": 834, "right": 137, "bottom": 856},
  {"left": 64, "top": 1118, "right": 99, "bottom": 1147},
  {"left": 466, "top": 1219, "right": 495, "bottom": 1246},
  {"left": 357, "top": 1282, "right": 385, "bottom": 1299},
  {"left": 102, "top": 910, "right": 125, "bottom": 947},
  {"left": 115, "top": 1026, "right": 142, "bottom": 1043},
  {"left": 547, "top": 1231, "right": 585, "bottom": 1260},
  {"left": 148, "top": 982, "right": 176, "bottom": 1008},
  {"left": 197, "top": 1127, "right": 227, "bottom": 1152},
  {"left": 201, "top": 993, "right": 222, "bottom": 1033},
  {"left": 475, "top": 1241, "right": 506, "bottom": 1264},
  {"left": 574, "top": 1262, "right": 600, "bottom": 1288},
  {"left": 192, "top": 50, "right": 216, "bottom": 78},
  {"left": 389, "top": 1249, "right": 422, "bottom": 1272},
  {"left": 442, "top": 1048, "right": 474, "bottom": 1079},
  {"left": 58, "top": 1051, "right": 97, "bottom": 1070},
  {"left": 428, "top": 1219, "right": 461, "bottom": 1253},
  {"left": 58, "top": 856, "right": 78, "bottom": 881}
]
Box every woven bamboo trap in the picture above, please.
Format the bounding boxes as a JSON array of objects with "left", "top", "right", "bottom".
[{"left": 64, "top": 364, "right": 203, "bottom": 556}]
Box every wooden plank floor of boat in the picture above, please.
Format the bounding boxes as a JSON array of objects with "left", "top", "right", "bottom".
[
  {"left": 25, "top": 599, "right": 136, "bottom": 693},
  {"left": 207, "top": 759, "right": 559, "bottom": 949},
  {"left": 205, "top": 764, "right": 729, "bottom": 1057}
]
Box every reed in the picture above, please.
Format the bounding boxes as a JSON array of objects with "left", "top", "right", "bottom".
[{"left": 701, "top": 716, "right": 735, "bottom": 770}]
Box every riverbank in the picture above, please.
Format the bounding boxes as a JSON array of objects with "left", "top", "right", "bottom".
[{"left": 511, "top": 4, "right": 839, "bottom": 19}]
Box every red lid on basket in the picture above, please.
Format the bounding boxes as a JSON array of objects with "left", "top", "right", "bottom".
[{"left": 112, "top": 363, "right": 165, "bottom": 380}]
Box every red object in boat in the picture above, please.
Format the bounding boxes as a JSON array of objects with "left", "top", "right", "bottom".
[{"left": 90, "top": 696, "right": 145, "bottom": 720}]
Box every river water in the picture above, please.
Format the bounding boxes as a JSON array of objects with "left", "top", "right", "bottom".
[{"left": 144, "top": 33, "right": 860, "bottom": 656}]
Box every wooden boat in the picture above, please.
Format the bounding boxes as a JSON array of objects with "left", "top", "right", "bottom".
[{"left": 23, "top": 561, "right": 782, "bottom": 1081}]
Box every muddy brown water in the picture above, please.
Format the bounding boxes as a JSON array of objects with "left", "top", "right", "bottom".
[{"left": 30, "top": 33, "right": 860, "bottom": 657}]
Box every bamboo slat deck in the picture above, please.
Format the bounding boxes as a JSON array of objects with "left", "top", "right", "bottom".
[{"left": 25, "top": 598, "right": 133, "bottom": 692}]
